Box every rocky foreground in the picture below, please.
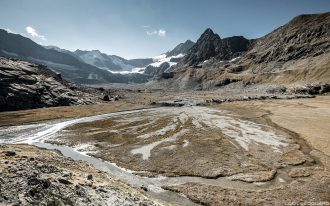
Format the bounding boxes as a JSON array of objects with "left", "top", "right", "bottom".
[{"left": 0, "top": 144, "right": 161, "bottom": 206}]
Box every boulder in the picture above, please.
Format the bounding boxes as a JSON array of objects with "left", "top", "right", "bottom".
[{"left": 103, "top": 95, "right": 110, "bottom": 101}]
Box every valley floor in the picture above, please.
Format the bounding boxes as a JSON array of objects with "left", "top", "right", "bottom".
[{"left": 0, "top": 94, "right": 329, "bottom": 205}]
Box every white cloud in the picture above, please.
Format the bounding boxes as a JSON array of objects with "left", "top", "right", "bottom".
[
  {"left": 26, "top": 26, "right": 47, "bottom": 41},
  {"left": 146, "top": 29, "right": 166, "bottom": 37},
  {"left": 158, "top": 29, "right": 166, "bottom": 37}
]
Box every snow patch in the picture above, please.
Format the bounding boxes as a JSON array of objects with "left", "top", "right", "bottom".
[{"left": 149, "top": 53, "right": 184, "bottom": 67}]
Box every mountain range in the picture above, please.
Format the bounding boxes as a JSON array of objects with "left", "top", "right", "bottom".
[
  {"left": 0, "top": 12, "right": 329, "bottom": 91},
  {"left": 149, "top": 12, "right": 330, "bottom": 90},
  {"left": 0, "top": 29, "right": 194, "bottom": 84}
]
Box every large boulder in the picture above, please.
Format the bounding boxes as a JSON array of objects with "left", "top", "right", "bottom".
[{"left": 0, "top": 57, "right": 93, "bottom": 111}]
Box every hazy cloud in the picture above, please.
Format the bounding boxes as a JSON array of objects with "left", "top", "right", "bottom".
[
  {"left": 146, "top": 29, "right": 166, "bottom": 37},
  {"left": 146, "top": 30, "right": 157, "bottom": 36},
  {"left": 26, "top": 26, "right": 47, "bottom": 41}
]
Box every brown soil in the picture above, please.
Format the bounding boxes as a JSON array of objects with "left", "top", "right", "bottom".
[{"left": 0, "top": 101, "right": 147, "bottom": 126}]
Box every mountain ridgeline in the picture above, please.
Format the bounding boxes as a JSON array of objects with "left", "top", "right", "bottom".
[
  {"left": 0, "top": 29, "right": 196, "bottom": 84},
  {"left": 150, "top": 12, "right": 330, "bottom": 90},
  {"left": 0, "top": 12, "right": 329, "bottom": 90}
]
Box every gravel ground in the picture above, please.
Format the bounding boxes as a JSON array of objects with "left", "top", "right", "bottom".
[{"left": 0, "top": 144, "right": 162, "bottom": 206}]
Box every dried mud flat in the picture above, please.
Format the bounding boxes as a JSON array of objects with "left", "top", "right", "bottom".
[{"left": 0, "top": 95, "right": 330, "bottom": 205}]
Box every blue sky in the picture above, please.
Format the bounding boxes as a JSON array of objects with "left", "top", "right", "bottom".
[{"left": 1, "top": 0, "right": 329, "bottom": 59}]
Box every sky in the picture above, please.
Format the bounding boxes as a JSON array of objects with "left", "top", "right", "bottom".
[{"left": 0, "top": 0, "right": 329, "bottom": 59}]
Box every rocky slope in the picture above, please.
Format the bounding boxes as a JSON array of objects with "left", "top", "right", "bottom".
[
  {"left": 0, "top": 57, "right": 95, "bottom": 111},
  {"left": 245, "top": 13, "right": 330, "bottom": 65},
  {"left": 0, "top": 144, "right": 161, "bottom": 206},
  {"left": 151, "top": 12, "right": 330, "bottom": 91}
]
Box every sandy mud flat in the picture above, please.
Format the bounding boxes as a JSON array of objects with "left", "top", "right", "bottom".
[{"left": 0, "top": 95, "right": 329, "bottom": 205}]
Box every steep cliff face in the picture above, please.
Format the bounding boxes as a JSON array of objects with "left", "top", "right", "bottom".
[
  {"left": 216, "top": 36, "right": 252, "bottom": 60},
  {"left": 0, "top": 57, "right": 94, "bottom": 111}
]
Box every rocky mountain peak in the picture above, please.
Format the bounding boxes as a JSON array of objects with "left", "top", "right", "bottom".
[
  {"left": 175, "top": 28, "right": 221, "bottom": 66},
  {"left": 177, "top": 28, "right": 250, "bottom": 67},
  {"left": 201, "top": 28, "right": 216, "bottom": 36},
  {"left": 198, "top": 28, "right": 221, "bottom": 43}
]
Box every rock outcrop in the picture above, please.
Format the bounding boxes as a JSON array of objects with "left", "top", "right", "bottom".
[
  {"left": 0, "top": 144, "right": 160, "bottom": 206},
  {"left": 0, "top": 57, "right": 94, "bottom": 111}
]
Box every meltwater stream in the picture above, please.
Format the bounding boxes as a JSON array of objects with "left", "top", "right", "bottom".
[{"left": 0, "top": 107, "right": 279, "bottom": 205}]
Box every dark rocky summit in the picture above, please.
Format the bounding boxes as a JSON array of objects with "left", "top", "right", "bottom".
[
  {"left": 178, "top": 28, "right": 221, "bottom": 67},
  {"left": 0, "top": 57, "right": 94, "bottom": 111},
  {"left": 178, "top": 28, "right": 251, "bottom": 67}
]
